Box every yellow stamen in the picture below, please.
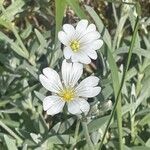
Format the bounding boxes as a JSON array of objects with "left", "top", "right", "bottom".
[
  {"left": 70, "top": 40, "right": 80, "bottom": 52},
  {"left": 59, "top": 88, "right": 75, "bottom": 102}
]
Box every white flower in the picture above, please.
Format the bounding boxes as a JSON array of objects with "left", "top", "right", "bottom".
[
  {"left": 39, "top": 60, "right": 101, "bottom": 116},
  {"left": 58, "top": 19, "right": 103, "bottom": 64}
]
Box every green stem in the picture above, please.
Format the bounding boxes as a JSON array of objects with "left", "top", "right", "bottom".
[
  {"left": 74, "top": 119, "right": 80, "bottom": 142},
  {"left": 97, "top": 17, "right": 139, "bottom": 150},
  {"left": 82, "top": 121, "right": 94, "bottom": 150},
  {"left": 130, "top": 112, "right": 135, "bottom": 142},
  {"left": 116, "top": 99, "right": 123, "bottom": 150},
  {"left": 130, "top": 95, "right": 135, "bottom": 142},
  {"left": 70, "top": 119, "right": 80, "bottom": 150}
]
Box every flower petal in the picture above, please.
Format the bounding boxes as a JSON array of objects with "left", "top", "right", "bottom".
[
  {"left": 67, "top": 98, "right": 90, "bottom": 115},
  {"left": 86, "top": 23, "right": 96, "bottom": 33},
  {"left": 62, "top": 60, "right": 83, "bottom": 87},
  {"left": 43, "top": 68, "right": 61, "bottom": 83},
  {"left": 58, "top": 31, "right": 70, "bottom": 46},
  {"left": 79, "top": 31, "right": 100, "bottom": 44},
  {"left": 75, "top": 76, "right": 100, "bottom": 97},
  {"left": 64, "top": 47, "right": 73, "bottom": 59},
  {"left": 76, "top": 51, "right": 91, "bottom": 64},
  {"left": 91, "top": 39, "right": 103, "bottom": 50},
  {"left": 63, "top": 24, "right": 75, "bottom": 38},
  {"left": 86, "top": 50, "right": 97, "bottom": 60},
  {"left": 43, "top": 96, "right": 65, "bottom": 115},
  {"left": 81, "top": 39, "right": 103, "bottom": 51},
  {"left": 77, "top": 76, "right": 100, "bottom": 88},
  {"left": 76, "top": 19, "right": 88, "bottom": 33},
  {"left": 39, "top": 68, "right": 63, "bottom": 93},
  {"left": 71, "top": 53, "right": 79, "bottom": 62},
  {"left": 76, "top": 87, "right": 101, "bottom": 98}
]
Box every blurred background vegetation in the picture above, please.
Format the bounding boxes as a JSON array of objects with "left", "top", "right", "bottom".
[{"left": 0, "top": 0, "right": 150, "bottom": 150}]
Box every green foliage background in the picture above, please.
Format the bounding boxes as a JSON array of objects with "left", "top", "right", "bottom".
[{"left": 0, "top": 0, "right": 150, "bottom": 149}]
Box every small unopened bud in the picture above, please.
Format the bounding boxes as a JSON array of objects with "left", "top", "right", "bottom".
[
  {"left": 99, "top": 100, "right": 112, "bottom": 112},
  {"left": 131, "top": 83, "right": 136, "bottom": 98}
]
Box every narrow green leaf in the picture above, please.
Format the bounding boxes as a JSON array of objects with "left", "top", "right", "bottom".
[
  {"left": 21, "top": 61, "right": 38, "bottom": 79},
  {"left": 11, "top": 25, "right": 29, "bottom": 58},
  {"left": 35, "top": 29, "right": 47, "bottom": 48},
  {"left": 0, "top": 121, "right": 23, "bottom": 144},
  {"left": 4, "top": 135, "right": 18, "bottom": 150},
  {"left": 138, "top": 113, "right": 150, "bottom": 126},
  {"left": 0, "top": 31, "right": 28, "bottom": 58},
  {"left": 88, "top": 115, "right": 110, "bottom": 133},
  {"left": 44, "top": 135, "right": 74, "bottom": 145}
]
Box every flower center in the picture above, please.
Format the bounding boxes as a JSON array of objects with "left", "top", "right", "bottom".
[
  {"left": 70, "top": 40, "right": 80, "bottom": 52},
  {"left": 59, "top": 88, "right": 75, "bottom": 102}
]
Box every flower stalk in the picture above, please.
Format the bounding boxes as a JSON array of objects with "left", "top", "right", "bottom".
[{"left": 81, "top": 119, "right": 94, "bottom": 150}]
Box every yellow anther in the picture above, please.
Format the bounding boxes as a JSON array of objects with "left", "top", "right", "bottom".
[
  {"left": 70, "top": 40, "right": 80, "bottom": 52},
  {"left": 59, "top": 88, "right": 75, "bottom": 102}
]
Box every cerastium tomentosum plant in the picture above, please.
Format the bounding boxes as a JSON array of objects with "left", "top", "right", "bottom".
[
  {"left": 39, "top": 19, "right": 103, "bottom": 150},
  {"left": 39, "top": 19, "right": 103, "bottom": 116}
]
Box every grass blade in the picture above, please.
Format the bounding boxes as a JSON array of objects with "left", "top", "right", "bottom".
[
  {"left": 55, "top": 0, "right": 66, "bottom": 43},
  {"left": 98, "top": 16, "right": 139, "bottom": 150}
]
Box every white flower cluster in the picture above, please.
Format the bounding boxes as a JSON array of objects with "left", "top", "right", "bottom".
[{"left": 39, "top": 19, "right": 103, "bottom": 116}]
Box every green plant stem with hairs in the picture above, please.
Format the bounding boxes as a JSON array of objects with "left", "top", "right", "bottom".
[
  {"left": 82, "top": 119, "right": 94, "bottom": 150},
  {"left": 70, "top": 119, "right": 80, "bottom": 150}
]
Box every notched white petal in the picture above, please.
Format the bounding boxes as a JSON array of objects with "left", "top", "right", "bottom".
[
  {"left": 67, "top": 99, "right": 90, "bottom": 115},
  {"left": 76, "top": 19, "right": 88, "bottom": 33},
  {"left": 92, "top": 39, "right": 103, "bottom": 50},
  {"left": 43, "top": 67, "right": 60, "bottom": 81},
  {"left": 86, "top": 50, "right": 97, "bottom": 60},
  {"left": 43, "top": 96, "right": 65, "bottom": 116},
  {"left": 76, "top": 87, "right": 101, "bottom": 98},
  {"left": 64, "top": 47, "right": 73, "bottom": 59},
  {"left": 39, "top": 67, "right": 63, "bottom": 93},
  {"left": 77, "top": 51, "right": 91, "bottom": 64},
  {"left": 39, "top": 74, "right": 55, "bottom": 92},
  {"left": 86, "top": 23, "right": 96, "bottom": 33},
  {"left": 81, "top": 39, "right": 103, "bottom": 51},
  {"left": 75, "top": 76, "right": 101, "bottom": 98},
  {"left": 61, "top": 59, "right": 83, "bottom": 87},
  {"left": 58, "top": 31, "right": 70, "bottom": 46},
  {"left": 71, "top": 54, "right": 79, "bottom": 63},
  {"left": 77, "top": 76, "right": 99, "bottom": 88},
  {"left": 63, "top": 24, "right": 75, "bottom": 37},
  {"left": 79, "top": 31, "right": 100, "bottom": 44}
]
